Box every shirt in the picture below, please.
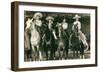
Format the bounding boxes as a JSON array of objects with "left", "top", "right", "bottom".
[{"left": 72, "top": 21, "right": 81, "bottom": 31}]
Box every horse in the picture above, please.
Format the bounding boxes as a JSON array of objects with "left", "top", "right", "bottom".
[
  {"left": 24, "top": 29, "right": 32, "bottom": 61},
  {"left": 42, "top": 23, "right": 57, "bottom": 60},
  {"left": 55, "top": 23, "right": 69, "bottom": 60},
  {"left": 25, "top": 19, "right": 43, "bottom": 61},
  {"left": 69, "top": 24, "right": 88, "bottom": 59},
  {"left": 24, "top": 18, "right": 33, "bottom": 61}
]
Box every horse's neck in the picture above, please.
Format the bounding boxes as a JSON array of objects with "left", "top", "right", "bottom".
[
  {"left": 73, "top": 32, "right": 78, "bottom": 38},
  {"left": 31, "top": 24, "right": 38, "bottom": 33},
  {"left": 58, "top": 26, "right": 63, "bottom": 37}
]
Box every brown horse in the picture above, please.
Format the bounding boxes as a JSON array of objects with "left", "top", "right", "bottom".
[{"left": 56, "top": 23, "right": 69, "bottom": 60}]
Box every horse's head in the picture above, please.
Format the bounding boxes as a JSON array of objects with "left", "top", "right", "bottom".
[
  {"left": 57, "top": 23, "right": 63, "bottom": 31},
  {"left": 25, "top": 18, "right": 33, "bottom": 29},
  {"left": 74, "top": 23, "right": 79, "bottom": 32},
  {"left": 72, "top": 23, "right": 80, "bottom": 37}
]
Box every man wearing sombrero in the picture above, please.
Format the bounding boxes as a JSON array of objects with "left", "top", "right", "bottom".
[
  {"left": 44, "top": 16, "right": 57, "bottom": 60},
  {"left": 72, "top": 14, "right": 88, "bottom": 53},
  {"left": 29, "top": 12, "right": 43, "bottom": 60},
  {"left": 72, "top": 14, "right": 81, "bottom": 31},
  {"left": 33, "top": 12, "right": 43, "bottom": 27}
]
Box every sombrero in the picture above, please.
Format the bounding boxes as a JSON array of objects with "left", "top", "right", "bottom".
[
  {"left": 33, "top": 12, "right": 43, "bottom": 19},
  {"left": 46, "top": 16, "right": 54, "bottom": 21},
  {"left": 73, "top": 14, "right": 81, "bottom": 19}
]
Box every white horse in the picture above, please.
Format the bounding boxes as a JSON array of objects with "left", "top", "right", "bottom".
[
  {"left": 31, "top": 21, "right": 43, "bottom": 61},
  {"left": 56, "top": 23, "right": 66, "bottom": 60},
  {"left": 26, "top": 18, "right": 42, "bottom": 61}
]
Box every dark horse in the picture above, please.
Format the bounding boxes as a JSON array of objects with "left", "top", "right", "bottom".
[
  {"left": 42, "top": 23, "right": 57, "bottom": 60},
  {"left": 69, "top": 24, "right": 88, "bottom": 59}
]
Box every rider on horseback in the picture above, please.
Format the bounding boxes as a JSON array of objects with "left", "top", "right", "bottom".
[
  {"left": 55, "top": 18, "right": 69, "bottom": 59},
  {"left": 44, "top": 16, "right": 57, "bottom": 60},
  {"left": 72, "top": 14, "right": 88, "bottom": 51},
  {"left": 30, "top": 12, "right": 43, "bottom": 61}
]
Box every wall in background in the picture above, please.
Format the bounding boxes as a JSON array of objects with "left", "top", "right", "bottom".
[{"left": 0, "top": 0, "right": 99, "bottom": 73}]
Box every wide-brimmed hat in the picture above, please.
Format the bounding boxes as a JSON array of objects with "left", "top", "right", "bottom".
[
  {"left": 33, "top": 12, "right": 43, "bottom": 19},
  {"left": 46, "top": 16, "right": 54, "bottom": 21},
  {"left": 73, "top": 14, "right": 81, "bottom": 19}
]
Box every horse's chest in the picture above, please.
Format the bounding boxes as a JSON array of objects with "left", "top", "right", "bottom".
[
  {"left": 58, "top": 39, "right": 64, "bottom": 47},
  {"left": 31, "top": 29, "right": 40, "bottom": 45},
  {"left": 32, "top": 30, "right": 39, "bottom": 37},
  {"left": 72, "top": 35, "right": 80, "bottom": 44},
  {"left": 46, "top": 30, "right": 53, "bottom": 39}
]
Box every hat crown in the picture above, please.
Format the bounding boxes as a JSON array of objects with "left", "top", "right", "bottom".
[
  {"left": 73, "top": 14, "right": 81, "bottom": 19},
  {"left": 75, "top": 14, "right": 79, "bottom": 17}
]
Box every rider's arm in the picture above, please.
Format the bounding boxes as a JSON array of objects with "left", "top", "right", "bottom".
[
  {"left": 78, "top": 22, "right": 81, "bottom": 30},
  {"left": 53, "top": 30, "right": 57, "bottom": 40}
]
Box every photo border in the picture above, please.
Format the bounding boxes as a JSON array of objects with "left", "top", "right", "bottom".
[{"left": 11, "top": 1, "right": 98, "bottom": 71}]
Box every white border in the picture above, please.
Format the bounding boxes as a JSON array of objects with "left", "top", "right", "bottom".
[{"left": 18, "top": 5, "right": 96, "bottom": 68}]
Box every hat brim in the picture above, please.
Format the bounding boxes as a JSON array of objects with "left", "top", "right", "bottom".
[
  {"left": 33, "top": 13, "right": 43, "bottom": 19},
  {"left": 46, "top": 17, "right": 54, "bottom": 21},
  {"left": 73, "top": 15, "right": 81, "bottom": 19}
]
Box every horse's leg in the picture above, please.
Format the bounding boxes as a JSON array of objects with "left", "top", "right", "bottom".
[
  {"left": 73, "top": 50, "right": 75, "bottom": 59},
  {"left": 25, "top": 49, "right": 31, "bottom": 61},
  {"left": 45, "top": 45, "right": 48, "bottom": 60},
  {"left": 52, "top": 45, "right": 56, "bottom": 60},
  {"left": 26, "top": 49, "right": 30, "bottom": 61},
  {"left": 80, "top": 49, "right": 85, "bottom": 59},
  {"left": 76, "top": 51, "right": 79, "bottom": 58},
  {"left": 24, "top": 49, "right": 27, "bottom": 61},
  {"left": 57, "top": 46, "right": 60, "bottom": 60},
  {"left": 75, "top": 51, "right": 78, "bottom": 58},
  {"left": 79, "top": 54, "right": 82, "bottom": 59},
  {"left": 31, "top": 45, "right": 36, "bottom": 61},
  {"left": 62, "top": 46, "right": 65, "bottom": 60},
  {"left": 50, "top": 46, "right": 54, "bottom": 60},
  {"left": 65, "top": 47, "right": 69, "bottom": 59},
  {"left": 28, "top": 49, "right": 32, "bottom": 61},
  {"left": 79, "top": 54, "right": 85, "bottom": 59},
  {"left": 69, "top": 49, "right": 72, "bottom": 59},
  {"left": 60, "top": 47, "right": 63, "bottom": 60},
  {"left": 48, "top": 44, "right": 51, "bottom": 60},
  {"left": 37, "top": 45, "right": 42, "bottom": 61},
  {"left": 79, "top": 49, "right": 82, "bottom": 59},
  {"left": 59, "top": 47, "right": 62, "bottom": 60}
]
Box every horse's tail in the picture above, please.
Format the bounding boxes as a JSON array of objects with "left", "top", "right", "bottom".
[{"left": 78, "top": 31, "right": 89, "bottom": 51}]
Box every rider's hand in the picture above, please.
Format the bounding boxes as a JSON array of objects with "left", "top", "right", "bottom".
[{"left": 47, "top": 41, "right": 50, "bottom": 45}]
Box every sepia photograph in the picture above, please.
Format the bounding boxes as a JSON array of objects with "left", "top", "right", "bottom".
[{"left": 24, "top": 11, "right": 90, "bottom": 61}]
